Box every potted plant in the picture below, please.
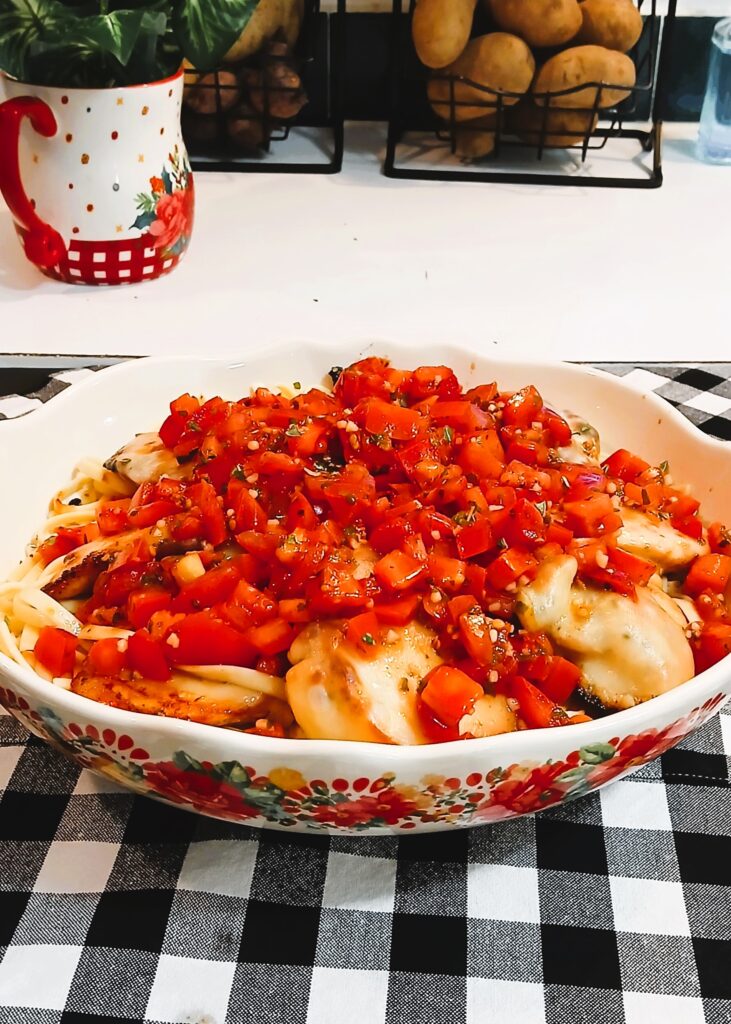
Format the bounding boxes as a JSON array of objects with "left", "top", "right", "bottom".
[{"left": 0, "top": 0, "right": 258, "bottom": 284}]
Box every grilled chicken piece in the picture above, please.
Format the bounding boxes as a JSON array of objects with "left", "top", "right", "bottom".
[
  {"left": 286, "top": 620, "right": 442, "bottom": 743},
  {"left": 516, "top": 555, "right": 694, "bottom": 710},
  {"left": 40, "top": 530, "right": 152, "bottom": 600},
  {"left": 616, "top": 508, "right": 709, "bottom": 571},
  {"left": 558, "top": 412, "right": 601, "bottom": 465},
  {"left": 459, "top": 694, "right": 517, "bottom": 738},
  {"left": 72, "top": 668, "right": 292, "bottom": 728},
  {"left": 104, "top": 432, "right": 191, "bottom": 486}
]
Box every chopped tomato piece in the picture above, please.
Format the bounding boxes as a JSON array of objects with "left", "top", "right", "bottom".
[
  {"left": 361, "top": 397, "right": 426, "bottom": 442},
  {"left": 87, "top": 637, "right": 128, "bottom": 676},
  {"left": 127, "top": 629, "right": 171, "bottom": 681},
  {"left": 455, "top": 517, "right": 494, "bottom": 559},
  {"left": 427, "top": 554, "right": 466, "bottom": 592},
  {"left": 692, "top": 622, "right": 731, "bottom": 673},
  {"left": 485, "top": 549, "right": 538, "bottom": 590},
  {"left": 172, "top": 561, "right": 241, "bottom": 612},
  {"left": 187, "top": 480, "right": 227, "bottom": 546},
  {"left": 539, "top": 657, "right": 582, "bottom": 704},
  {"left": 346, "top": 611, "right": 381, "bottom": 657},
  {"left": 278, "top": 598, "right": 311, "bottom": 623},
  {"left": 34, "top": 627, "right": 78, "bottom": 677},
  {"left": 373, "top": 593, "right": 420, "bottom": 626},
  {"left": 458, "top": 609, "right": 494, "bottom": 666},
  {"left": 245, "top": 618, "right": 294, "bottom": 656},
  {"left": 430, "top": 400, "right": 491, "bottom": 432},
  {"left": 509, "top": 675, "right": 559, "bottom": 729},
  {"left": 709, "top": 522, "right": 731, "bottom": 554},
  {"left": 286, "top": 492, "right": 318, "bottom": 531},
  {"left": 373, "top": 550, "right": 426, "bottom": 591},
  {"left": 458, "top": 431, "right": 504, "bottom": 480},
  {"left": 685, "top": 553, "right": 731, "bottom": 597},
  {"left": 541, "top": 408, "right": 572, "bottom": 447},
  {"left": 608, "top": 548, "right": 656, "bottom": 586},
  {"left": 127, "top": 500, "right": 179, "bottom": 529},
  {"left": 170, "top": 612, "right": 256, "bottom": 667},
  {"left": 127, "top": 587, "right": 172, "bottom": 629},
  {"left": 502, "top": 385, "right": 543, "bottom": 428},
  {"left": 97, "top": 499, "right": 131, "bottom": 536},
  {"left": 420, "top": 665, "right": 483, "bottom": 726},
  {"left": 406, "top": 365, "right": 461, "bottom": 401},
  {"left": 601, "top": 449, "right": 650, "bottom": 483},
  {"left": 563, "top": 494, "right": 622, "bottom": 538}
]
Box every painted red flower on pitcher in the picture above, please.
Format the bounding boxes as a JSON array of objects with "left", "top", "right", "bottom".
[{"left": 149, "top": 190, "right": 189, "bottom": 251}]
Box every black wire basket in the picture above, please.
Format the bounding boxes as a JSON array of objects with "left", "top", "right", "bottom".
[
  {"left": 182, "top": 0, "right": 345, "bottom": 174},
  {"left": 385, "top": 0, "right": 677, "bottom": 188}
]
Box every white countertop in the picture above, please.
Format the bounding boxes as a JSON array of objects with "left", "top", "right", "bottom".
[{"left": 0, "top": 122, "right": 727, "bottom": 362}]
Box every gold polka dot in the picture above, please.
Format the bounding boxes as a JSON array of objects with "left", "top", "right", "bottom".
[
  {"left": 61, "top": 95, "right": 69, "bottom": 105},
  {"left": 32, "top": 153, "right": 38, "bottom": 164},
  {"left": 116, "top": 97, "right": 124, "bottom": 106},
  {"left": 86, "top": 203, "right": 94, "bottom": 212},
  {"left": 68, "top": 183, "right": 74, "bottom": 190},
  {"left": 160, "top": 127, "right": 165, "bottom": 135},
  {"left": 141, "top": 105, "right": 149, "bottom": 116},
  {"left": 138, "top": 154, "right": 144, "bottom": 163},
  {"left": 72, "top": 226, "right": 79, "bottom": 234},
  {"left": 81, "top": 153, "right": 89, "bottom": 164},
  {"left": 65, "top": 133, "right": 73, "bottom": 142},
  {"left": 30, "top": 198, "right": 36, "bottom": 209},
  {"left": 168, "top": 88, "right": 173, "bottom": 97},
  {"left": 115, "top": 225, "right": 123, "bottom": 233}
]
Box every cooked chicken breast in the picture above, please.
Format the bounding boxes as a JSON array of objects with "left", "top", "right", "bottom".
[
  {"left": 617, "top": 508, "right": 709, "bottom": 571},
  {"left": 40, "top": 529, "right": 152, "bottom": 600},
  {"left": 558, "top": 412, "right": 601, "bottom": 465},
  {"left": 72, "top": 667, "right": 291, "bottom": 728},
  {"left": 516, "top": 555, "right": 694, "bottom": 710},
  {"left": 459, "top": 694, "right": 517, "bottom": 738},
  {"left": 286, "top": 619, "right": 442, "bottom": 743},
  {"left": 104, "top": 432, "right": 190, "bottom": 486}
]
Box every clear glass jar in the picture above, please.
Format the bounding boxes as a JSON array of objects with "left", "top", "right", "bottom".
[{"left": 697, "top": 17, "right": 731, "bottom": 164}]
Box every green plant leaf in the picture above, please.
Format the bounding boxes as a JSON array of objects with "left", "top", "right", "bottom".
[
  {"left": 161, "top": 166, "right": 173, "bottom": 194},
  {"left": 0, "top": 0, "right": 60, "bottom": 80},
  {"left": 172, "top": 0, "right": 258, "bottom": 70}
]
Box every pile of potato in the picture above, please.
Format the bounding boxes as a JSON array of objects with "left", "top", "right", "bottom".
[
  {"left": 183, "top": 0, "right": 307, "bottom": 153},
  {"left": 412, "top": 0, "right": 642, "bottom": 159}
]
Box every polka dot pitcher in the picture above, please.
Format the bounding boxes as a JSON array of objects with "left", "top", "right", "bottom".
[{"left": 0, "top": 70, "right": 194, "bottom": 285}]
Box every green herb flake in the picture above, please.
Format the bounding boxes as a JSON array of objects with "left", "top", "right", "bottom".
[
  {"left": 231, "top": 464, "right": 245, "bottom": 480},
  {"left": 293, "top": 381, "right": 302, "bottom": 390},
  {"left": 561, "top": 475, "right": 570, "bottom": 489},
  {"left": 361, "top": 633, "right": 376, "bottom": 646},
  {"left": 535, "top": 500, "right": 548, "bottom": 518},
  {"left": 443, "top": 425, "right": 454, "bottom": 444},
  {"left": 641, "top": 488, "right": 651, "bottom": 505},
  {"left": 658, "top": 460, "right": 669, "bottom": 476},
  {"left": 188, "top": 421, "right": 202, "bottom": 433},
  {"left": 285, "top": 421, "right": 304, "bottom": 437}
]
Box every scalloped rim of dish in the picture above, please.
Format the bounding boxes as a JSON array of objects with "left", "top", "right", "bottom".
[{"left": 0, "top": 342, "right": 729, "bottom": 768}]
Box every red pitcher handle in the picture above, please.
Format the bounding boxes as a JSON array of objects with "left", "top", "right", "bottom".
[{"left": 0, "top": 97, "right": 67, "bottom": 268}]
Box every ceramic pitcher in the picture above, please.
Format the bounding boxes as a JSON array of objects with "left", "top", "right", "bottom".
[{"left": 0, "top": 70, "right": 194, "bottom": 285}]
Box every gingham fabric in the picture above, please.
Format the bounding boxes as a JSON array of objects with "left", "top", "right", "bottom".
[{"left": 0, "top": 361, "right": 729, "bottom": 1024}]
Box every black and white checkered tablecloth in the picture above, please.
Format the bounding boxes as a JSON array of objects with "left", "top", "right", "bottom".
[{"left": 0, "top": 361, "right": 729, "bottom": 1024}]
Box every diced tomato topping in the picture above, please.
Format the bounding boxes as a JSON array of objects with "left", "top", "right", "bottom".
[
  {"left": 97, "top": 499, "right": 131, "bottom": 536},
  {"left": 170, "top": 612, "right": 256, "bottom": 667},
  {"left": 374, "top": 550, "right": 426, "bottom": 591},
  {"left": 485, "top": 549, "right": 538, "bottom": 590},
  {"left": 127, "top": 587, "right": 172, "bottom": 629},
  {"left": 346, "top": 611, "right": 381, "bottom": 657},
  {"left": 245, "top": 618, "right": 294, "bottom": 656},
  {"left": 692, "top": 622, "right": 731, "bottom": 673},
  {"left": 87, "top": 637, "right": 128, "bottom": 676},
  {"left": 602, "top": 449, "right": 650, "bottom": 483},
  {"left": 685, "top": 553, "right": 731, "bottom": 597},
  {"left": 455, "top": 517, "right": 494, "bottom": 559},
  {"left": 127, "top": 629, "right": 171, "bottom": 681},
  {"left": 373, "top": 593, "right": 420, "bottom": 625},
  {"left": 34, "top": 627, "right": 78, "bottom": 677},
  {"left": 420, "top": 665, "right": 483, "bottom": 726}
]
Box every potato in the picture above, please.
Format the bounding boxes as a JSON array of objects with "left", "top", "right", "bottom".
[
  {"left": 455, "top": 115, "right": 497, "bottom": 159},
  {"left": 245, "top": 41, "right": 307, "bottom": 120},
  {"left": 224, "top": 0, "right": 304, "bottom": 64},
  {"left": 533, "top": 45, "right": 636, "bottom": 108},
  {"left": 489, "top": 0, "right": 582, "bottom": 48},
  {"left": 509, "top": 102, "right": 598, "bottom": 147},
  {"left": 183, "top": 71, "right": 240, "bottom": 115},
  {"left": 412, "top": 0, "right": 477, "bottom": 69},
  {"left": 577, "top": 0, "right": 643, "bottom": 53},
  {"left": 228, "top": 104, "right": 266, "bottom": 150},
  {"left": 428, "top": 33, "right": 535, "bottom": 122}
]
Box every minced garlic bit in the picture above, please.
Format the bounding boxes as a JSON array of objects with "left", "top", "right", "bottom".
[
  {"left": 489, "top": 628, "right": 498, "bottom": 643},
  {"left": 595, "top": 550, "right": 610, "bottom": 569},
  {"left": 166, "top": 633, "right": 180, "bottom": 649},
  {"left": 336, "top": 419, "right": 347, "bottom": 430},
  {"left": 247, "top": 440, "right": 260, "bottom": 451},
  {"left": 116, "top": 638, "right": 128, "bottom": 653},
  {"left": 430, "top": 590, "right": 443, "bottom": 603},
  {"left": 489, "top": 670, "right": 500, "bottom": 684}
]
